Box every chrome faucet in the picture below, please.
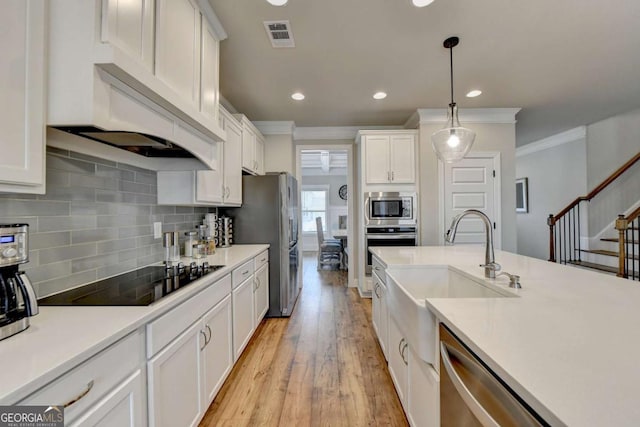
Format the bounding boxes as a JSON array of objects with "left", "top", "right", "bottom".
[{"left": 445, "top": 209, "right": 501, "bottom": 278}]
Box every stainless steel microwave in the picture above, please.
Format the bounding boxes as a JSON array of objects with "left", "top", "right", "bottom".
[{"left": 364, "top": 192, "right": 416, "bottom": 226}]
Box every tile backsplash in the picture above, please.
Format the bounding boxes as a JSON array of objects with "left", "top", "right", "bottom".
[{"left": 0, "top": 147, "right": 213, "bottom": 298}]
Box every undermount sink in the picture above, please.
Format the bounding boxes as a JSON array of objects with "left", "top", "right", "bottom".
[{"left": 385, "top": 266, "right": 517, "bottom": 365}]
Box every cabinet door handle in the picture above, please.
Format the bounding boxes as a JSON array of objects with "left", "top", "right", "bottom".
[
  {"left": 398, "top": 338, "right": 405, "bottom": 359},
  {"left": 260, "top": 257, "right": 266, "bottom": 263},
  {"left": 391, "top": 171, "right": 395, "bottom": 181},
  {"left": 63, "top": 380, "right": 94, "bottom": 408},
  {"left": 200, "top": 330, "right": 208, "bottom": 350},
  {"left": 256, "top": 277, "right": 261, "bottom": 289},
  {"left": 205, "top": 324, "right": 212, "bottom": 345},
  {"left": 242, "top": 269, "right": 250, "bottom": 276},
  {"left": 374, "top": 283, "right": 381, "bottom": 299},
  {"left": 373, "top": 266, "right": 381, "bottom": 272},
  {"left": 401, "top": 342, "right": 408, "bottom": 365}
]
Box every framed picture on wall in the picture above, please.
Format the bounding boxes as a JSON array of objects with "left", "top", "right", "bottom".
[{"left": 516, "top": 177, "right": 529, "bottom": 213}]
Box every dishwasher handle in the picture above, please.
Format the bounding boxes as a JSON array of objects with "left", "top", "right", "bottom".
[{"left": 440, "top": 341, "right": 501, "bottom": 427}]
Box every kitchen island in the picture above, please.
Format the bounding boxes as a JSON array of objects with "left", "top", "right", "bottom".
[
  {"left": 0, "top": 244, "right": 268, "bottom": 409},
  {"left": 370, "top": 245, "right": 640, "bottom": 427}
]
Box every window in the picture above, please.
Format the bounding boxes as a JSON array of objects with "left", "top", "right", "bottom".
[{"left": 301, "top": 187, "right": 328, "bottom": 232}]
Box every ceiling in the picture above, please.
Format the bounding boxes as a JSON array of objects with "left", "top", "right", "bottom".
[{"left": 209, "top": 0, "right": 640, "bottom": 146}]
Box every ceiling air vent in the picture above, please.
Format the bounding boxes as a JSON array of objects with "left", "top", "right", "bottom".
[{"left": 263, "top": 20, "right": 295, "bottom": 48}]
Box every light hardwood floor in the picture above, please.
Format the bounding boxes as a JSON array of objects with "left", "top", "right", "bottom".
[{"left": 200, "top": 253, "right": 408, "bottom": 427}]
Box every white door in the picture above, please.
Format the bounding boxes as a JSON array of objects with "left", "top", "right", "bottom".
[
  {"left": 196, "top": 170, "right": 222, "bottom": 204},
  {"left": 443, "top": 153, "right": 500, "bottom": 248},
  {"left": 443, "top": 155, "right": 499, "bottom": 246},
  {"left": 241, "top": 126, "right": 256, "bottom": 172},
  {"left": 200, "top": 16, "right": 219, "bottom": 120},
  {"left": 102, "top": 0, "right": 154, "bottom": 72}
]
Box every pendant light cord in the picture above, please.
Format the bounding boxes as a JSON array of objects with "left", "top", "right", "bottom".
[{"left": 449, "top": 45, "right": 454, "bottom": 106}]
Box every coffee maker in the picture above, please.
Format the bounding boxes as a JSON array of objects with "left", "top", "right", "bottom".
[{"left": 0, "top": 224, "right": 38, "bottom": 341}]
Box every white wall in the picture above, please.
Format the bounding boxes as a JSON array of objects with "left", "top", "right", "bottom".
[
  {"left": 516, "top": 137, "right": 588, "bottom": 259},
  {"left": 301, "top": 173, "right": 348, "bottom": 251},
  {"left": 418, "top": 122, "right": 518, "bottom": 252}
]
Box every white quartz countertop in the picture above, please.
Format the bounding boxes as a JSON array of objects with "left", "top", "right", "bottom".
[
  {"left": 0, "top": 244, "right": 269, "bottom": 404},
  {"left": 370, "top": 245, "right": 640, "bottom": 427}
]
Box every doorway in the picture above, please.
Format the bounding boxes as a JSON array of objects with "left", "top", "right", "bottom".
[
  {"left": 440, "top": 152, "right": 502, "bottom": 248},
  {"left": 296, "top": 145, "right": 355, "bottom": 286}
]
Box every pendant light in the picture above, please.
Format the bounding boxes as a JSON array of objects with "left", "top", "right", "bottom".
[{"left": 431, "top": 36, "right": 476, "bottom": 163}]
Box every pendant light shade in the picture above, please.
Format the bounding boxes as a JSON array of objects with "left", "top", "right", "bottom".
[{"left": 431, "top": 37, "right": 475, "bottom": 163}]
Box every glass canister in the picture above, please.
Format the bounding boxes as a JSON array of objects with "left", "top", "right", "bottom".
[
  {"left": 184, "top": 231, "right": 198, "bottom": 257},
  {"left": 192, "top": 243, "right": 205, "bottom": 260},
  {"left": 203, "top": 237, "right": 216, "bottom": 255}
]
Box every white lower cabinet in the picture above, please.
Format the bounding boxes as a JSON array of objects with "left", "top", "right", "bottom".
[
  {"left": 202, "top": 295, "right": 233, "bottom": 404},
  {"left": 372, "top": 271, "right": 388, "bottom": 360},
  {"left": 70, "top": 370, "right": 146, "bottom": 427},
  {"left": 232, "top": 276, "right": 256, "bottom": 360},
  {"left": 388, "top": 316, "right": 408, "bottom": 411},
  {"left": 18, "top": 330, "right": 146, "bottom": 426},
  {"left": 407, "top": 346, "right": 440, "bottom": 427},
  {"left": 387, "top": 310, "right": 441, "bottom": 427},
  {"left": 148, "top": 320, "right": 204, "bottom": 427},
  {"left": 147, "top": 275, "right": 234, "bottom": 427},
  {"left": 254, "top": 263, "right": 269, "bottom": 324}
]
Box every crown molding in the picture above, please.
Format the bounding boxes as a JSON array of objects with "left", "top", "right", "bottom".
[
  {"left": 253, "top": 121, "right": 296, "bottom": 135},
  {"left": 404, "top": 111, "right": 420, "bottom": 129},
  {"left": 415, "top": 108, "right": 521, "bottom": 124},
  {"left": 197, "top": 0, "right": 227, "bottom": 40},
  {"left": 516, "top": 126, "right": 586, "bottom": 158},
  {"left": 294, "top": 126, "right": 402, "bottom": 140}
]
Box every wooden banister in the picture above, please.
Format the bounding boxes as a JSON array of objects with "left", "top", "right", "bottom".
[
  {"left": 625, "top": 205, "right": 640, "bottom": 223},
  {"left": 549, "top": 151, "right": 640, "bottom": 225}
]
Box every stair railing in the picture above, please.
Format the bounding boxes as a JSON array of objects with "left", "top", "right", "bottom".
[
  {"left": 615, "top": 206, "right": 640, "bottom": 280},
  {"left": 548, "top": 151, "right": 640, "bottom": 265}
]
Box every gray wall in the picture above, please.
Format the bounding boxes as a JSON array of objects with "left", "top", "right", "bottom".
[
  {"left": 516, "top": 138, "right": 588, "bottom": 259},
  {"left": 0, "top": 148, "right": 211, "bottom": 298},
  {"left": 586, "top": 108, "right": 640, "bottom": 234}
]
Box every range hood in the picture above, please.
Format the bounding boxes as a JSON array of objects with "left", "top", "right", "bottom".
[{"left": 53, "top": 126, "right": 195, "bottom": 158}]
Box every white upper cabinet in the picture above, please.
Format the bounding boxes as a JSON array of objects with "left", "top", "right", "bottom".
[
  {"left": 219, "top": 107, "right": 243, "bottom": 206},
  {"left": 102, "top": 0, "right": 154, "bottom": 72},
  {"left": 47, "top": 0, "right": 226, "bottom": 169},
  {"left": 155, "top": 0, "right": 201, "bottom": 108},
  {"left": 235, "top": 115, "right": 265, "bottom": 175},
  {"left": 360, "top": 131, "right": 417, "bottom": 185},
  {"left": 200, "top": 16, "right": 220, "bottom": 122},
  {"left": 0, "top": 0, "right": 46, "bottom": 194}
]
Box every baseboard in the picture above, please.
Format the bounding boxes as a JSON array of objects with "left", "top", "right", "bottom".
[{"left": 357, "top": 286, "right": 372, "bottom": 299}]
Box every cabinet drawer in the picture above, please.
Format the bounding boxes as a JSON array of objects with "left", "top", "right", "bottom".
[
  {"left": 147, "top": 274, "right": 231, "bottom": 358},
  {"left": 254, "top": 251, "right": 268, "bottom": 270},
  {"left": 19, "top": 330, "right": 144, "bottom": 424},
  {"left": 232, "top": 260, "right": 254, "bottom": 288},
  {"left": 372, "top": 257, "right": 386, "bottom": 283}
]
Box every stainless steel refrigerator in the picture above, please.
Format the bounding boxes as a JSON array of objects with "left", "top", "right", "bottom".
[{"left": 226, "top": 173, "right": 300, "bottom": 317}]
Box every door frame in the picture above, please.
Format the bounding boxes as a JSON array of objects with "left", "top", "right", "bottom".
[
  {"left": 295, "top": 144, "right": 355, "bottom": 287},
  {"left": 437, "top": 151, "right": 502, "bottom": 248}
]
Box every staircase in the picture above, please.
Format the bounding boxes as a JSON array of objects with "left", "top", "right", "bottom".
[{"left": 548, "top": 152, "right": 640, "bottom": 280}]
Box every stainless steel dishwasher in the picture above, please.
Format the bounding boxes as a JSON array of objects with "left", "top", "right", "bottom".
[{"left": 439, "top": 325, "right": 550, "bottom": 427}]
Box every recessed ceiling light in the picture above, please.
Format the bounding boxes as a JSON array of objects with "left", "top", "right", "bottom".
[
  {"left": 373, "top": 92, "right": 387, "bottom": 100},
  {"left": 291, "top": 92, "right": 305, "bottom": 101},
  {"left": 412, "top": 0, "right": 435, "bottom": 7},
  {"left": 266, "top": 0, "right": 288, "bottom": 5},
  {"left": 466, "top": 90, "right": 482, "bottom": 98}
]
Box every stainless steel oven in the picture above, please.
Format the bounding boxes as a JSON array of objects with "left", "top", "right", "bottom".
[
  {"left": 365, "top": 226, "right": 417, "bottom": 274},
  {"left": 365, "top": 192, "right": 416, "bottom": 226}
]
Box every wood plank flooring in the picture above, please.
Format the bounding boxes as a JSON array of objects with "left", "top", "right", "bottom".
[{"left": 200, "top": 254, "right": 408, "bottom": 427}]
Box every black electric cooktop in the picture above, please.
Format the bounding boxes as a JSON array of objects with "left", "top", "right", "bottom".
[{"left": 38, "top": 263, "right": 224, "bottom": 306}]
